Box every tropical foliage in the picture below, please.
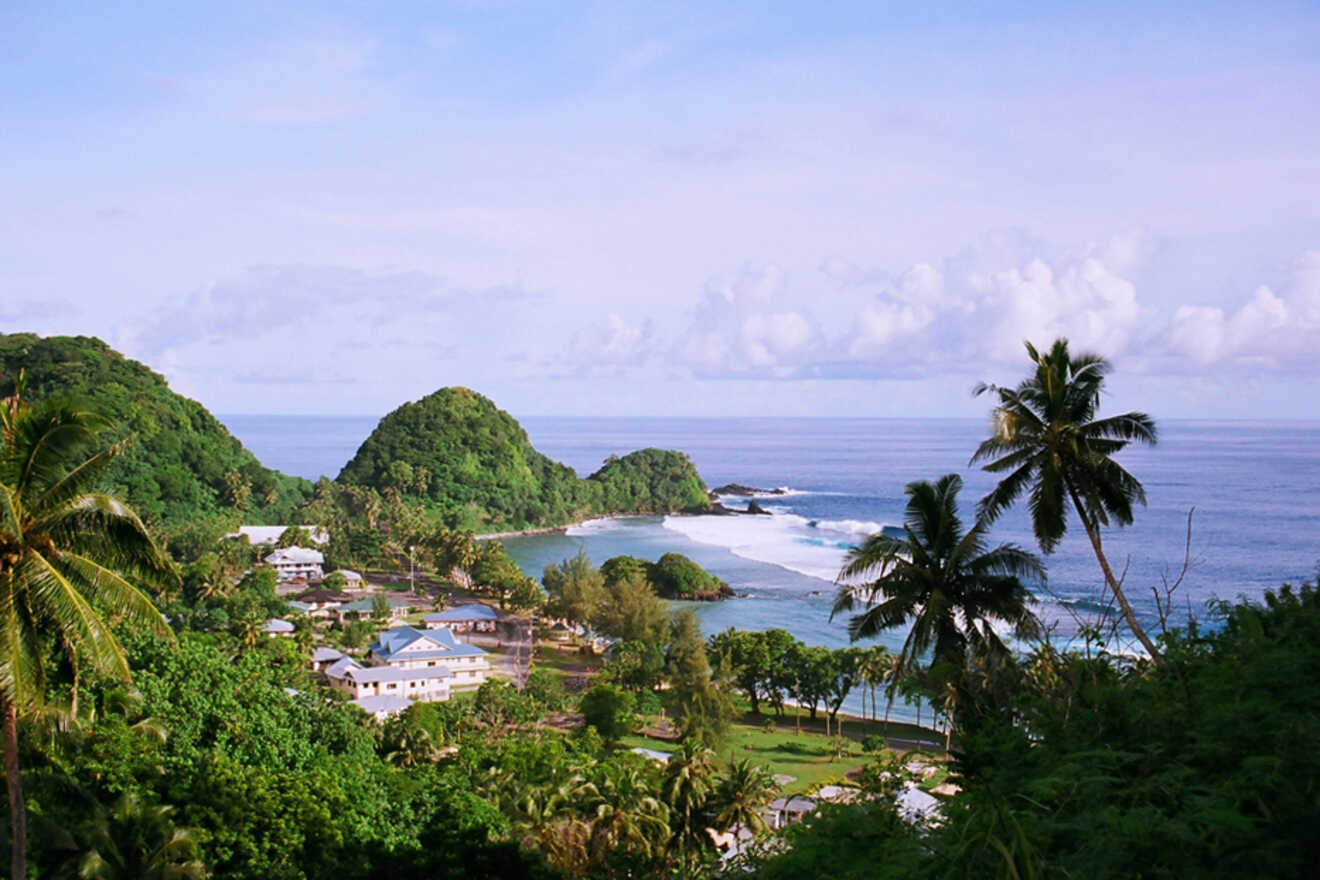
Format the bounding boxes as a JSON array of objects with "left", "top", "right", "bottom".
[
  {"left": 336, "top": 388, "right": 710, "bottom": 530},
  {"left": 0, "top": 334, "right": 313, "bottom": 530},
  {"left": 748, "top": 581, "right": 1320, "bottom": 879},
  {"left": 0, "top": 382, "right": 178, "bottom": 878}
]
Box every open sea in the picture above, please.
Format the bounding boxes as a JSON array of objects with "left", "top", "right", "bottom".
[{"left": 222, "top": 415, "right": 1320, "bottom": 723}]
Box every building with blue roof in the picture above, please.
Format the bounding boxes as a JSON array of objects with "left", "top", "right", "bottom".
[
  {"left": 422, "top": 602, "right": 501, "bottom": 633},
  {"left": 364, "top": 625, "right": 491, "bottom": 692}
]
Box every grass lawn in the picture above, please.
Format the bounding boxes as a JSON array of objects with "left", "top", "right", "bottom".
[
  {"left": 618, "top": 704, "right": 949, "bottom": 797},
  {"left": 620, "top": 722, "right": 870, "bottom": 796},
  {"left": 530, "top": 641, "right": 605, "bottom": 675}
]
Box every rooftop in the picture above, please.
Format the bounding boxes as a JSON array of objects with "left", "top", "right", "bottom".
[
  {"left": 424, "top": 603, "right": 501, "bottom": 622},
  {"left": 352, "top": 694, "right": 413, "bottom": 716},
  {"left": 369, "top": 625, "right": 488, "bottom": 661},
  {"left": 265, "top": 547, "right": 325, "bottom": 565},
  {"left": 325, "top": 656, "right": 452, "bottom": 684},
  {"left": 263, "top": 618, "right": 294, "bottom": 633}
]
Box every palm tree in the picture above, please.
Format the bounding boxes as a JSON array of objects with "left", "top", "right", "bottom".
[
  {"left": 0, "top": 386, "right": 176, "bottom": 879},
  {"left": 859, "top": 644, "right": 894, "bottom": 725},
  {"left": 832, "top": 474, "right": 1044, "bottom": 693},
  {"left": 970, "top": 338, "right": 1161, "bottom": 659},
  {"left": 661, "top": 740, "right": 716, "bottom": 866},
  {"left": 584, "top": 761, "right": 670, "bottom": 870},
  {"left": 709, "top": 757, "right": 777, "bottom": 836},
  {"left": 71, "top": 792, "right": 208, "bottom": 879}
]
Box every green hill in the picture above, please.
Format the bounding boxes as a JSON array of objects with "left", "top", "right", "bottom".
[
  {"left": 336, "top": 387, "right": 709, "bottom": 529},
  {"left": 0, "top": 333, "right": 313, "bottom": 529}
]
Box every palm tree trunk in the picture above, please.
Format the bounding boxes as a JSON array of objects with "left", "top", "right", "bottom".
[
  {"left": 1067, "top": 490, "right": 1162, "bottom": 662},
  {"left": 4, "top": 699, "right": 25, "bottom": 880}
]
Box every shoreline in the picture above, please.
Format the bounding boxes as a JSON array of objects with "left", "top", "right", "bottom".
[{"left": 475, "top": 512, "right": 652, "bottom": 541}]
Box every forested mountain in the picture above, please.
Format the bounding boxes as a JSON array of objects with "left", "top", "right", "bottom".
[
  {"left": 0, "top": 333, "right": 312, "bottom": 528},
  {"left": 336, "top": 387, "right": 709, "bottom": 529}
]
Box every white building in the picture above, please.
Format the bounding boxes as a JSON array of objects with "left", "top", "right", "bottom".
[
  {"left": 323, "top": 625, "right": 491, "bottom": 710},
  {"left": 264, "top": 546, "right": 324, "bottom": 581}
]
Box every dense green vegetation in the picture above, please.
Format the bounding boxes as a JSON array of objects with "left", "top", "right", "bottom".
[
  {"left": 5, "top": 333, "right": 1315, "bottom": 879},
  {"left": 0, "top": 334, "right": 312, "bottom": 530},
  {"left": 746, "top": 581, "right": 1320, "bottom": 879},
  {"left": 336, "top": 388, "right": 709, "bottom": 529}
]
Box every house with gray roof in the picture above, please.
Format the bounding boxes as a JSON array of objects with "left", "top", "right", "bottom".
[
  {"left": 310, "top": 646, "right": 345, "bottom": 672},
  {"left": 333, "top": 596, "right": 411, "bottom": 625},
  {"left": 352, "top": 694, "right": 414, "bottom": 719},
  {"left": 422, "top": 602, "right": 501, "bottom": 633},
  {"left": 263, "top": 618, "right": 294, "bottom": 636}
]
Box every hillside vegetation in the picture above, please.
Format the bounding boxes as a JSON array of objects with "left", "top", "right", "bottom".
[
  {"left": 336, "top": 387, "right": 709, "bottom": 529},
  {"left": 0, "top": 333, "right": 312, "bottom": 529}
]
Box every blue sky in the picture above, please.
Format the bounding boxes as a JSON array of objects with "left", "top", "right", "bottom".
[{"left": 3, "top": 1, "right": 1318, "bottom": 418}]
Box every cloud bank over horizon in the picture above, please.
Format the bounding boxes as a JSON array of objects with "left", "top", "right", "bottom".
[{"left": 2, "top": 1, "right": 1318, "bottom": 418}]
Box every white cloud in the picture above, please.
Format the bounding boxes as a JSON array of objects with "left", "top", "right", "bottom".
[
  {"left": 672, "top": 265, "right": 825, "bottom": 376},
  {"left": 566, "top": 313, "right": 652, "bottom": 372},
  {"left": 1166, "top": 251, "right": 1319, "bottom": 368}
]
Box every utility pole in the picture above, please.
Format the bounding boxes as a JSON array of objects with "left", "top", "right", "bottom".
[{"left": 409, "top": 545, "right": 415, "bottom": 594}]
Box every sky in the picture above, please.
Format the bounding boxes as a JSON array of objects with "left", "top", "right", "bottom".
[{"left": 3, "top": 1, "right": 1319, "bottom": 419}]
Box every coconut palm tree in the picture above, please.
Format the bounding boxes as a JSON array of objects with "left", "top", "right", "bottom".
[
  {"left": 0, "top": 385, "right": 176, "bottom": 879},
  {"left": 584, "top": 761, "right": 670, "bottom": 870},
  {"left": 832, "top": 474, "right": 1044, "bottom": 689},
  {"left": 661, "top": 740, "right": 716, "bottom": 865},
  {"left": 859, "top": 644, "right": 894, "bottom": 725},
  {"left": 709, "top": 757, "right": 777, "bottom": 836},
  {"left": 71, "top": 792, "right": 208, "bottom": 879},
  {"left": 970, "top": 338, "right": 1161, "bottom": 659}
]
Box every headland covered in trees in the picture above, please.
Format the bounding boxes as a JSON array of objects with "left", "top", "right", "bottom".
[{"left": 0, "top": 333, "right": 715, "bottom": 546}]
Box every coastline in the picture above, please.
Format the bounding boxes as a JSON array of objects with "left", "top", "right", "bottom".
[{"left": 475, "top": 512, "right": 657, "bottom": 542}]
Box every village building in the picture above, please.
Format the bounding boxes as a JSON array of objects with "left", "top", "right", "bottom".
[
  {"left": 294, "top": 589, "right": 351, "bottom": 618},
  {"left": 366, "top": 625, "right": 491, "bottom": 692},
  {"left": 422, "top": 603, "right": 501, "bottom": 633},
  {"left": 327, "top": 569, "right": 364, "bottom": 590},
  {"left": 264, "top": 546, "right": 325, "bottom": 582},
  {"left": 310, "top": 646, "right": 344, "bottom": 672},
  {"left": 324, "top": 655, "right": 454, "bottom": 707},
  {"left": 352, "top": 694, "right": 415, "bottom": 720},
  {"left": 333, "top": 596, "right": 411, "bottom": 625},
  {"left": 263, "top": 618, "right": 294, "bottom": 637}
]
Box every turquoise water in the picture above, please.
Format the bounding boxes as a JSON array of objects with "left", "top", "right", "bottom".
[{"left": 222, "top": 415, "right": 1320, "bottom": 722}]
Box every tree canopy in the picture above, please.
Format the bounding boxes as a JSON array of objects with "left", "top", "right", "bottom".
[
  {"left": 0, "top": 334, "right": 313, "bottom": 531},
  {"left": 335, "top": 388, "right": 710, "bottom": 530}
]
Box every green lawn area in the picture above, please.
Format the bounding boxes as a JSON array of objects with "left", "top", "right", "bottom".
[
  {"left": 619, "top": 704, "right": 949, "bottom": 797},
  {"left": 530, "top": 641, "right": 605, "bottom": 675},
  {"left": 620, "top": 722, "right": 870, "bottom": 796}
]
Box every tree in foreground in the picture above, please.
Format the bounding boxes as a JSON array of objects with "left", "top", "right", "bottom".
[
  {"left": 832, "top": 474, "right": 1044, "bottom": 707},
  {"left": 0, "top": 381, "right": 177, "bottom": 879},
  {"left": 970, "top": 337, "right": 1161, "bottom": 659},
  {"left": 68, "top": 792, "right": 208, "bottom": 880}
]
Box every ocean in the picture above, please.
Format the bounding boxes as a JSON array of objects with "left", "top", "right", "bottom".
[{"left": 222, "top": 414, "right": 1320, "bottom": 722}]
